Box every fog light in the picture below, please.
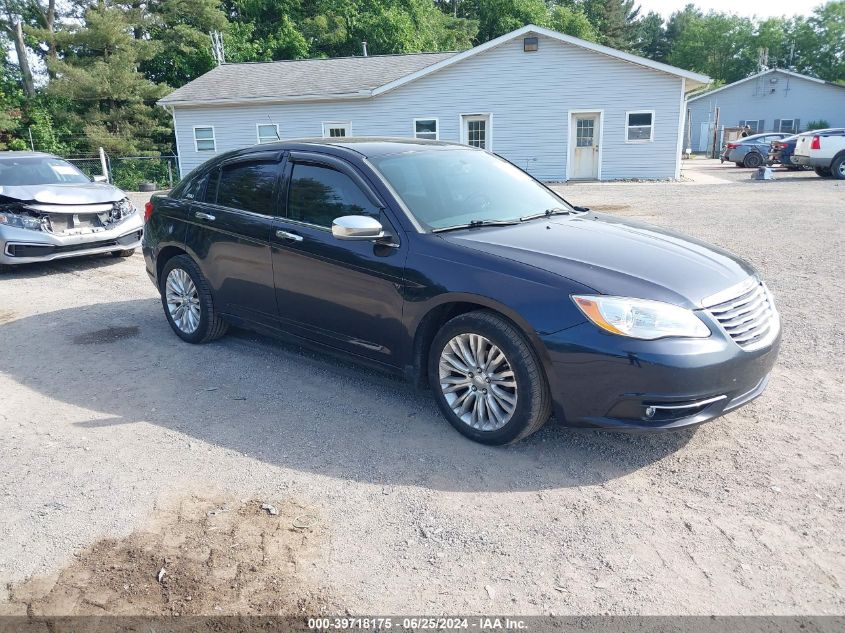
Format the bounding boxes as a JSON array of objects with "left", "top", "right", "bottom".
[{"left": 644, "top": 406, "right": 656, "bottom": 419}]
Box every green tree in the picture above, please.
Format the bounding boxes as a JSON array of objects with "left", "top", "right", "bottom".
[
  {"left": 634, "top": 11, "right": 667, "bottom": 60},
  {"left": 48, "top": 4, "right": 170, "bottom": 154},
  {"left": 469, "top": 0, "right": 547, "bottom": 43},
  {"left": 793, "top": 1, "right": 845, "bottom": 82},
  {"left": 582, "top": 0, "right": 641, "bottom": 51},
  {"left": 548, "top": 4, "right": 597, "bottom": 41},
  {"left": 142, "top": 0, "right": 230, "bottom": 87},
  {"left": 668, "top": 11, "right": 756, "bottom": 83}
]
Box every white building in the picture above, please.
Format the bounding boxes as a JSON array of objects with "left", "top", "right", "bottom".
[{"left": 160, "top": 25, "right": 709, "bottom": 181}]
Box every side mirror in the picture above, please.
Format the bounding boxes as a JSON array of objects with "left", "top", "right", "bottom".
[
  {"left": 332, "top": 215, "right": 385, "bottom": 241},
  {"left": 92, "top": 175, "right": 108, "bottom": 183}
]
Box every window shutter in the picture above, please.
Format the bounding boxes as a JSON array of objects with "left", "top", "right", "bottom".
[
  {"left": 795, "top": 118, "right": 801, "bottom": 132},
  {"left": 759, "top": 120, "right": 765, "bottom": 131},
  {"left": 773, "top": 119, "right": 780, "bottom": 132}
]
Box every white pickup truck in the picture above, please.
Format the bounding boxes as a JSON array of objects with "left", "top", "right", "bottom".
[{"left": 792, "top": 128, "right": 845, "bottom": 179}]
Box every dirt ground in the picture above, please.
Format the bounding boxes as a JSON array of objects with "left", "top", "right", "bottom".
[{"left": 0, "top": 159, "right": 843, "bottom": 616}]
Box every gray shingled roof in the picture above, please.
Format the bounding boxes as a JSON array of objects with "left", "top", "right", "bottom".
[{"left": 159, "top": 52, "right": 457, "bottom": 105}]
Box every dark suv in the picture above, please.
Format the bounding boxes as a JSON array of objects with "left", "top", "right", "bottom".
[{"left": 143, "top": 138, "right": 780, "bottom": 445}]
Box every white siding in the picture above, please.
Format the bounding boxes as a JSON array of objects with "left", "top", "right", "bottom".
[
  {"left": 172, "top": 34, "right": 684, "bottom": 180},
  {"left": 687, "top": 70, "right": 845, "bottom": 150}
]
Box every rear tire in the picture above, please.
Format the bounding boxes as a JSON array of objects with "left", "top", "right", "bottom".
[
  {"left": 159, "top": 254, "right": 228, "bottom": 344},
  {"left": 815, "top": 166, "right": 833, "bottom": 178},
  {"left": 427, "top": 310, "right": 551, "bottom": 445},
  {"left": 111, "top": 249, "right": 136, "bottom": 258},
  {"left": 743, "top": 152, "right": 763, "bottom": 168},
  {"left": 830, "top": 156, "right": 845, "bottom": 180}
]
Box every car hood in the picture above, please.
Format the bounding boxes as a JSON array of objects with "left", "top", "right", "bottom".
[
  {"left": 440, "top": 213, "right": 757, "bottom": 309},
  {"left": 0, "top": 182, "right": 125, "bottom": 205}
]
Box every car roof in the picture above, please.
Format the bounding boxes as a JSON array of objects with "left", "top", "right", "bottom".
[
  {"left": 0, "top": 151, "right": 57, "bottom": 160},
  {"left": 245, "top": 137, "right": 475, "bottom": 159},
  {"left": 742, "top": 133, "right": 786, "bottom": 141}
]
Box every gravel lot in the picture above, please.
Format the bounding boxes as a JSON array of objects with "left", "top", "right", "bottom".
[{"left": 0, "top": 159, "right": 843, "bottom": 616}]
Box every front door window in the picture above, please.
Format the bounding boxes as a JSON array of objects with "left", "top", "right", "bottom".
[
  {"left": 576, "top": 118, "right": 595, "bottom": 147},
  {"left": 462, "top": 115, "right": 490, "bottom": 150}
]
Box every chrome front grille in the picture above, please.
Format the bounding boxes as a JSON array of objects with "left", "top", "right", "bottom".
[{"left": 706, "top": 279, "right": 779, "bottom": 351}]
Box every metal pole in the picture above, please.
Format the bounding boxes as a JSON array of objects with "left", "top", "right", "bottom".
[
  {"left": 167, "top": 159, "right": 173, "bottom": 188},
  {"left": 98, "top": 147, "right": 109, "bottom": 182},
  {"left": 28, "top": 127, "right": 34, "bottom": 150},
  {"left": 711, "top": 107, "right": 720, "bottom": 159}
]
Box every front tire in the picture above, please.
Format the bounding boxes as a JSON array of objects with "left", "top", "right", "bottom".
[
  {"left": 428, "top": 310, "right": 551, "bottom": 445},
  {"left": 159, "top": 254, "right": 228, "bottom": 344}
]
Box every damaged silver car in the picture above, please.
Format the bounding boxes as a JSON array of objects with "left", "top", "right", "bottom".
[{"left": 0, "top": 152, "right": 144, "bottom": 270}]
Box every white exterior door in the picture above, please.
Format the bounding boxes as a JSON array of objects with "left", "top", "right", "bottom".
[
  {"left": 462, "top": 114, "right": 491, "bottom": 150},
  {"left": 322, "top": 122, "right": 351, "bottom": 138},
  {"left": 569, "top": 113, "right": 600, "bottom": 180}
]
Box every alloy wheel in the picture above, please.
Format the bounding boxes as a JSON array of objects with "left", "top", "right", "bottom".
[
  {"left": 165, "top": 268, "right": 201, "bottom": 334},
  {"left": 438, "top": 333, "right": 518, "bottom": 431}
]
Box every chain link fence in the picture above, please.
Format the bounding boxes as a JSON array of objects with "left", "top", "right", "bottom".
[{"left": 64, "top": 153, "right": 180, "bottom": 192}]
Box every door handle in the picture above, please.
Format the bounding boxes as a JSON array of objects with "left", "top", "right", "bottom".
[
  {"left": 276, "top": 229, "right": 304, "bottom": 242},
  {"left": 195, "top": 211, "right": 216, "bottom": 221}
]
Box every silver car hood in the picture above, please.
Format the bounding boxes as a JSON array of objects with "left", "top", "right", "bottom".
[{"left": 0, "top": 182, "right": 125, "bottom": 205}]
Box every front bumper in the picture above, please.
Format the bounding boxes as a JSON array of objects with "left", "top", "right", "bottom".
[
  {"left": 540, "top": 316, "right": 781, "bottom": 432},
  {"left": 0, "top": 214, "right": 144, "bottom": 265}
]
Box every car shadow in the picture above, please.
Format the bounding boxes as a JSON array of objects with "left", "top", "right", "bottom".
[{"left": 0, "top": 299, "right": 695, "bottom": 492}]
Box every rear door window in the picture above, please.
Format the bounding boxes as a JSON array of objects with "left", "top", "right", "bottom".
[{"left": 214, "top": 160, "right": 282, "bottom": 214}]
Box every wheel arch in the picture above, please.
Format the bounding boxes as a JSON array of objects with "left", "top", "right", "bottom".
[
  {"left": 408, "top": 293, "right": 554, "bottom": 390},
  {"left": 155, "top": 245, "right": 190, "bottom": 284}
]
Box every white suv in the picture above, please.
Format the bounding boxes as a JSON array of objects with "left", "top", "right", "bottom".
[{"left": 792, "top": 128, "right": 845, "bottom": 179}]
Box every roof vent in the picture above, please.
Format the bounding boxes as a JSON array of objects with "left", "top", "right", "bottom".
[{"left": 524, "top": 37, "right": 538, "bottom": 52}]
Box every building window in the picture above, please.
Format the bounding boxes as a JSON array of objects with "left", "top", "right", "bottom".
[
  {"left": 739, "top": 119, "right": 761, "bottom": 133},
  {"left": 322, "top": 122, "right": 351, "bottom": 138},
  {"left": 413, "top": 118, "right": 438, "bottom": 140},
  {"left": 194, "top": 126, "right": 215, "bottom": 152},
  {"left": 257, "top": 123, "right": 279, "bottom": 144},
  {"left": 625, "top": 111, "right": 654, "bottom": 142},
  {"left": 778, "top": 119, "right": 797, "bottom": 133}
]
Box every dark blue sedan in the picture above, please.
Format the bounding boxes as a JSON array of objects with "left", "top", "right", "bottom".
[{"left": 142, "top": 139, "right": 781, "bottom": 445}]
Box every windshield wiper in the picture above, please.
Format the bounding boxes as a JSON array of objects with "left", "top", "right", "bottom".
[
  {"left": 432, "top": 219, "right": 521, "bottom": 233},
  {"left": 519, "top": 207, "right": 575, "bottom": 221}
]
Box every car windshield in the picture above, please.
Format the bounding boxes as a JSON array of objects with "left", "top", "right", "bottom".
[
  {"left": 0, "top": 156, "right": 90, "bottom": 186},
  {"left": 370, "top": 148, "right": 570, "bottom": 231}
]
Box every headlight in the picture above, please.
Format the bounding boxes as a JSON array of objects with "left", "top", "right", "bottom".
[
  {"left": 0, "top": 210, "right": 43, "bottom": 231},
  {"left": 572, "top": 295, "right": 710, "bottom": 340},
  {"left": 114, "top": 198, "right": 136, "bottom": 218}
]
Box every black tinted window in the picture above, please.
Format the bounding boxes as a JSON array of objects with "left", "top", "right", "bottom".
[
  {"left": 215, "top": 161, "right": 280, "bottom": 214},
  {"left": 181, "top": 173, "right": 208, "bottom": 200},
  {"left": 288, "top": 163, "right": 379, "bottom": 228}
]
